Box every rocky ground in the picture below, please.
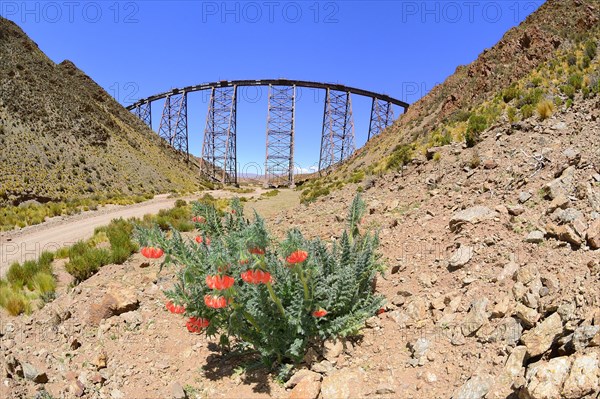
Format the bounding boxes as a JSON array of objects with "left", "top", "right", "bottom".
[{"left": 1, "top": 95, "right": 599, "bottom": 398}]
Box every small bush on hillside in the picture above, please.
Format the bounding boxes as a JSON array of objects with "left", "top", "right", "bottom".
[
  {"left": 536, "top": 100, "right": 555, "bottom": 120},
  {"left": 567, "top": 53, "right": 577, "bottom": 66},
  {"left": 386, "top": 144, "right": 413, "bottom": 170},
  {"left": 585, "top": 40, "right": 597, "bottom": 60},
  {"left": 521, "top": 104, "right": 535, "bottom": 119},
  {"left": 465, "top": 114, "right": 487, "bottom": 147},
  {"left": 65, "top": 242, "right": 111, "bottom": 282},
  {"left": 106, "top": 219, "right": 137, "bottom": 264},
  {"left": 31, "top": 272, "right": 56, "bottom": 301},
  {"left": 261, "top": 189, "right": 280, "bottom": 198},
  {"left": 507, "top": 107, "right": 517, "bottom": 123},
  {"left": 516, "top": 88, "right": 544, "bottom": 108},
  {"left": 502, "top": 85, "right": 521, "bottom": 103},
  {"left": 568, "top": 73, "right": 583, "bottom": 90},
  {"left": 175, "top": 199, "right": 187, "bottom": 208},
  {"left": 561, "top": 84, "right": 576, "bottom": 100},
  {"left": 0, "top": 285, "right": 30, "bottom": 316}
]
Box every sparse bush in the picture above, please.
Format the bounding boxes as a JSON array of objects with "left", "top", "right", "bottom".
[
  {"left": 568, "top": 73, "right": 583, "bottom": 90},
  {"left": 560, "top": 84, "right": 576, "bottom": 100},
  {"left": 584, "top": 40, "right": 597, "bottom": 60},
  {"left": 465, "top": 114, "right": 487, "bottom": 147},
  {"left": 175, "top": 199, "right": 187, "bottom": 208},
  {"left": 516, "top": 88, "right": 544, "bottom": 108},
  {"left": 536, "top": 100, "right": 554, "bottom": 120},
  {"left": 566, "top": 52, "right": 577, "bottom": 66},
  {"left": 386, "top": 144, "right": 413, "bottom": 170},
  {"left": 261, "top": 189, "right": 280, "bottom": 198},
  {"left": 0, "top": 285, "right": 30, "bottom": 316},
  {"left": 65, "top": 242, "right": 111, "bottom": 282},
  {"left": 31, "top": 272, "right": 56, "bottom": 301},
  {"left": 507, "top": 107, "right": 517, "bottom": 123},
  {"left": 521, "top": 104, "right": 534, "bottom": 119},
  {"left": 433, "top": 152, "right": 441, "bottom": 162},
  {"left": 502, "top": 85, "right": 521, "bottom": 103},
  {"left": 470, "top": 153, "right": 481, "bottom": 169},
  {"left": 106, "top": 219, "right": 137, "bottom": 264},
  {"left": 566, "top": 99, "right": 573, "bottom": 108}
]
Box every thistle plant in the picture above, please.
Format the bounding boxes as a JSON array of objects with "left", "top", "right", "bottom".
[{"left": 134, "top": 195, "right": 384, "bottom": 366}]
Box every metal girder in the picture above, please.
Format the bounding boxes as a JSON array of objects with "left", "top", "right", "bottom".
[
  {"left": 264, "top": 85, "right": 295, "bottom": 188},
  {"left": 201, "top": 86, "right": 237, "bottom": 185},
  {"left": 318, "top": 89, "right": 355, "bottom": 173},
  {"left": 133, "top": 101, "right": 152, "bottom": 127},
  {"left": 368, "top": 98, "right": 394, "bottom": 140},
  {"left": 157, "top": 92, "right": 189, "bottom": 157}
]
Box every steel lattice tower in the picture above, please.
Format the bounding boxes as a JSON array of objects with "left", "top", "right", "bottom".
[
  {"left": 133, "top": 101, "right": 152, "bottom": 127},
  {"left": 318, "top": 89, "right": 355, "bottom": 173},
  {"left": 368, "top": 98, "right": 394, "bottom": 140},
  {"left": 264, "top": 85, "right": 295, "bottom": 187},
  {"left": 157, "top": 92, "right": 188, "bottom": 157},
  {"left": 201, "top": 86, "right": 237, "bottom": 184}
]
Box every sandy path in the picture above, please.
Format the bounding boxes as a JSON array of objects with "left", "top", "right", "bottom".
[{"left": 0, "top": 190, "right": 266, "bottom": 275}]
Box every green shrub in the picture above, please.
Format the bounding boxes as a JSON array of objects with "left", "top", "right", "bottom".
[
  {"left": 175, "top": 199, "right": 187, "bottom": 208},
  {"left": 566, "top": 52, "right": 577, "bottom": 66},
  {"left": 31, "top": 272, "right": 56, "bottom": 301},
  {"left": 561, "top": 84, "right": 576, "bottom": 100},
  {"left": 348, "top": 171, "right": 365, "bottom": 184},
  {"left": 568, "top": 73, "right": 583, "bottom": 90},
  {"left": 65, "top": 242, "right": 111, "bottom": 282},
  {"left": 0, "top": 285, "right": 30, "bottom": 316},
  {"left": 261, "top": 189, "right": 281, "bottom": 198},
  {"left": 37, "top": 251, "right": 54, "bottom": 273},
  {"left": 465, "top": 114, "right": 487, "bottom": 147},
  {"left": 135, "top": 195, "right": 383, "bottom": 366},
  {"left": 502, "top": 85, "right": 521, "bottom": 103},
  {"left": 566, "top": 99, "right": 573, "bottom": 108},
  {"left": 516, "top": 88, "right": 544, "bottom": 108},
  {"left": 507, "top": 107, "right": 517, "bottom": 123},
  {"left": 521, "top": 104, "right": 534, "bottom": 119},
  {"left": 106, "top": 219, "right": 137, "bottom": 264},
  {"left": 386, "top": 144, "right": 413, "bottom": 170},
  {"left": 6, "top": 262, "right": 26, "bottom": 286},
  {"left": 584, "top": 40, "right": 597, "bottom": 60}
]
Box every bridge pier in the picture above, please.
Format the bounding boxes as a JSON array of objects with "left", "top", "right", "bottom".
[
  {"left": 368, "top": 98, "right": 394, "bottom": 140},
  {"left": 318, "top": 89, "right": 355, "bottom": 173},
  {"left": 157, "top": 92, "right": 189, "bottom": 159},
  {"left": 133, "top": 101, "right": 152, "bottom": 128},
  {"left": 201, "top": 86, "right": 238, "bottom": 185},
  {"left": 264, "top": 85, "right": 295, "bottom": 188}
]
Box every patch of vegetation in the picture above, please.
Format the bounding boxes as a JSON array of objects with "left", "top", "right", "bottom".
[
  {"left": 521, "top": 104, "right": 535, "bottom": 119},
  {"left": 465, "top": 114, "right": 487, "bottom": 147},
  {"left": 536, "top": 100, "right": 555, "bottom": 120},
  {"left": 261, "top": 189, "right": 280, "bottom": 198},
  {"left": 385, "top": 144, "right": 414, "bottom": 170}
]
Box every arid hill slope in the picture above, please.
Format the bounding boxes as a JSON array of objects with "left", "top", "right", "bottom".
[{"left": 0, "top": 17, "right": 205, "bottom": 206}]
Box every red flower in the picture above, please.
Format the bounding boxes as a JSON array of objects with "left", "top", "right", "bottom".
[
  {"left": 231, "top": 209, "right": 237, "bottom": 214},
  {"left": 191, "top": 216, "right": 206, "bottom": 223},
  {"left": 376, "top": 308, "right": 386, "bottom": 315},
  {"left": 166, "top": 301, "right": 185, "bottom": 314},
  {"left": 141, "top": 246, "right": 164, "bottom": 259},
  {"left": 240, "top": 269, "right": 272, "bottom": 285},
  {"left": 217, "top": 264, "right": 231, "bottom": 273},
  {"left": 249, "top": 247, "right": 265, "bottom": 255},
  {"left": 205, "top": 275, "right": 235, "bottom": 290},
  {"left": 195, "top": 236, "right": 211, "bottom": 245},
  {"left": 286, "top": 250, "right": 308, "bottom": 264},
  {"left": 312, "top": 309, "right": 328, "bottom": 318},
  {"left": 239, "top": 258, "right": 250, "bottom": 265},
  {"left": 204, "top": 294, "right": 229, "bottom": 309},
  {"left": 186, "top": 317, "right": 209, "bottom": 333}
]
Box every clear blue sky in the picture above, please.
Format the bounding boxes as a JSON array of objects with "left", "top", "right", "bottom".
[{"left": 4, "top": 0, "right": 543, "bottom": 175}]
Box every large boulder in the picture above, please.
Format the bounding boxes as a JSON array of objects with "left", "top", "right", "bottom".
[
  {"left": 520, "top": 357, "right": 572, "bottom": 399},
  {"left": 521, "top": 313, "right": 563, "bottom": 357},
  {"left": 562, "top": 352, "right": 599, "bottom": 399},
  {"left": 449, "top": 206, "right": 496, "bottom": 232},
  {"left": 88, "top": 288, "right": 139, "bottom": 325}
]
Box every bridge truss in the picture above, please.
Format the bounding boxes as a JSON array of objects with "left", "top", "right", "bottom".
[{"left": 128, "top": 79, "right": 408, "bottom": 185}]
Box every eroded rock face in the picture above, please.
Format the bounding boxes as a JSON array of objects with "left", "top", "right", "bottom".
[{"left": 88, "top": 288, "right": 139, "bottom": 325}]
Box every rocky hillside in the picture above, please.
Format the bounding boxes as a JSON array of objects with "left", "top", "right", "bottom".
[
  {"left": 0, "top": 17, "right": 205, "bottom": 206},
  {"left": 331, "top": 0, "right": 599, "bottom": 177}
]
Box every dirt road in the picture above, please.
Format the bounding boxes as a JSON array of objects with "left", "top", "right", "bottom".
[{"left": 0, "top": 190, "right": 270, "bottom": 275}]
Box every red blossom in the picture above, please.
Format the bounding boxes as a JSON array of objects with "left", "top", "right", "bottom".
[
  {"left": 312, "top": 309, "right": 328, "bottom": 318},
  {"left": 286, "top": 250, "right": 308, "bottom": 264},
  {"left": 195, "top": 236, "right": 211, "bottom": 245},
  {"left": 239, "top": 258, "right": 250, "bottom": 265},
  {"left": 141, "top": 246, "right": 164, "bottom": 259},
  {"left": 376, "top": 308, "right": 386, "bottom": 315},
  {"left": 186, "top": 317, "right": 209, "bottom": 333},
  {"left": 204, "top": 294, "right": 230, "bottom": 309},
  {"left": 249, "top": 247, "right": 265, "bottom": 255},
  {"left": 240, "top": 269, "right": 272, "bottom": 285},
  {"left": 205, "top": 275, "right": 235, "bottom": 290},
  {"left": 191, "top": 216, "right": 206, "bottom": 223},
  {"left": 165, "top": 301, "right": 185, "bottom": 314}
]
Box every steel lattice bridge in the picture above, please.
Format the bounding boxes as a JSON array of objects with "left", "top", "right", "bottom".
[{"left": 126, "top": 79, "right": 409, "bottom": 186}]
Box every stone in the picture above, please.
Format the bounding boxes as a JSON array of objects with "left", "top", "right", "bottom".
[
  {"left": 557, "top": 208, "right": 584, "bottom": 224},
  {"left": 449, "top": 246, "right": 473, "bottom": 269},
  {"left": 515, "top": 264, "right": 539, "bottom": 285},
  {"left": 544, "top": 166, "right": 576, "bottom": 200},
  {"left": 321, "top": 369, "right": 362, "bottom": 399},
  {"left": 521, "top": 357, "right": 572, "bottom": 399},
  {"left": 95, "top": 352, "right": 107, "bottom": 370},
  {"left": 497, "top": 258, "right": 519, "bottom": 282},
  {"left": 586, "top": 219, "right": 600, "bottom": 249},
  {"left": 507, "top": 204, "right": 525, "bottom": 216},
  {"left": 403, "top": 297, "right": 430, "bottom": 324},
  {"left": 452, "top": 374, "right": 494, "bottom": 399},
  {"left": 491, "top": 296, "right": 510, "bottom": 318},
  {"left": 570, "top": 325, "right": 600, "bottom": 352},
  {"left": 519, "top": 192, "right": 532, "bottom": 203},
  {"left": 88, "top": 288, "right": 139, "bottom": 325},
  {"left": 375, "top": 384, "right": 396, "bottom": 394},
  {"left": 562, "top": 352, "right": 599, "bottom": 399},
  {"left": 408, "top": 338, "right": 430, "bottom": 360},
  {"left": 547, "top": 194, "right": 570, "bottom": 213},
  {"left": 483, "top": 159, "right": 498, "bottom": 169},
  {"left": 323, "top": 339, "right": 344, "bottom": 363},
  {"left": 557, "top": 225, "right": 582, "bottom": 246},
  {"left": 525, "top": 231, "right": 545, "bottom": 244},
  {"left": 521, "top": 313, "right": 563, "bottom": 357},
  {"left": 111, "top": 389, "right": 125, "bottom": 399},
  {"left": 289, "top": 378, "right": 322, "bottom": 399},
  {"left": 449, "top": 206, "right": 495, "bottom": 232},
  {"left": 22, "top": 362, "right": 48, "bottom": 383},
  {"left": 514, "top": 303, "right": 540, "bottom": 328},
  {"left": 69, "top": 378, "right": 86, "bottom": 397},
  {"left": 562, "top": 148, "right": 581, "bottom": 166},
  {"left": 505, "top": 346, "right": 528, "bottom": 378},
  {"left": 311, "top": 360, "right": 334, "bottom": 374},
  {"left": 171, "top": 382, "right": 187, "bottom": 399},
  {"left": 488, "top": 317, "right": 523, "bottom": 346},
  {"left": 286, "top": 369, "right": 322, "bottom": 389},
  {"left": 462, "top": 298, "right": 489, "bottom": 337}
]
